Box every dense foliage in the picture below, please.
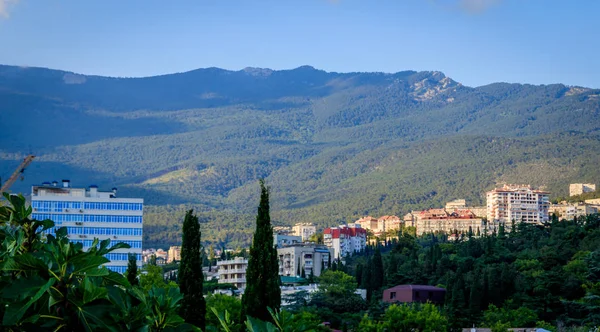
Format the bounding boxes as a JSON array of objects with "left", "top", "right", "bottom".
[
  {"left": 241, "top": 180, "right": 281, "bottom": 322},
  {"left": 332, "top": 214, "right": 600, "bottom": 330},
  {"left": 1, "top": 65, "right": 599, "bottom": 249},
  {"left": 0, "top": 193, "right": 197, "bottom": 331}
]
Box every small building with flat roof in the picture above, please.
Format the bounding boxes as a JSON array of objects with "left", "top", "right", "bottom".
[{"left": 382, "top": 285, "right": 446, "bottom": 304}]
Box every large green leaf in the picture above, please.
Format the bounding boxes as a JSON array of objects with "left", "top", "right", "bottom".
[
  {"left": 76, "top": 303, "right": 118, "bottom": 332},
  {"left": 245, "top": 315, "right": 279, "bottom": 332},
  {"left": 3, "top": 253, "right": 48, "bottom": 272},
  {"left": 103, "top": 270, "right": 131, "bottom": 287},
  {"left": 82, "top": 278, "right": 108, "bottom": 304},
  {"left": 69, "top": 255, "right": 110, "bottom": 276},
  {"left": 1, "top": 275, "right": 49, "bottom": 300},
  {"left": 2, "top": 278, "right": 55, "bottom": 325}
]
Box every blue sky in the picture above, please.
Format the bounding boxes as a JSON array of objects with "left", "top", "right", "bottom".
[{"left": 0, "top": 0, "right": 598, "bottom": 88}]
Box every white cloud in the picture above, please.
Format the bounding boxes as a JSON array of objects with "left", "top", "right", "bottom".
[{"left": 0, "top": 0, "right": 20, "bottom": 19}]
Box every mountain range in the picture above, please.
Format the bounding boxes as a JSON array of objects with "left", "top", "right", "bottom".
[{"left": 1, "top": 64, "right": 599, "bottom": 248}]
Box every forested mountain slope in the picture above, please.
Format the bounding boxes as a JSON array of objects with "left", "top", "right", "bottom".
[{"left": 1, "top": 65, "right": 598, "bottom": 248}]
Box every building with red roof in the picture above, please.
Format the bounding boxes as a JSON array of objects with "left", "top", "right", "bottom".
[{"left": 323, "top": 224, "right": 367, "bottom": 259}]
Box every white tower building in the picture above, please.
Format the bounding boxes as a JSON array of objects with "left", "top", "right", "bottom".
[
  {"left": 31, "top": 180, "right": 143, "bottom": 273},
  {"left": 486, "top": 184, "right": 550, "bottom": 225}
]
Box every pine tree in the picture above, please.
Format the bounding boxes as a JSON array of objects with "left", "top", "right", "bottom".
[
  {"left": 241, "top": 179, "right": 281, "bottom": 322},
  {"left": 126, "top": 253, "right": 138, "bottom": 286},
  {"left": 179, "top": 210, "right": 206, "bottom": 330}
]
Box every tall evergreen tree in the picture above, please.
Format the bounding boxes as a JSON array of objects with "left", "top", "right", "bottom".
[
  {"left": 179, "top": 209, "right": 206, "bottom": 331},
  {"left": 241, "top": 180, "right": 281, "bottom": 322},
  {"left": 355, "top": 263, "right": 363, "bottom": 287},
  {"left": 372, "top": 247, "right": 385, "bottom": 292},
  {"left": 126, "top": 253, "right": 138, "bottom": 286},
  {"left": 362, "top": 258, "right": 373, "bottom": 301}
]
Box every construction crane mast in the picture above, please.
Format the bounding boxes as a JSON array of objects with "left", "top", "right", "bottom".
[{"left": 0, "top": 155, "right": 35, "bottom": 193}]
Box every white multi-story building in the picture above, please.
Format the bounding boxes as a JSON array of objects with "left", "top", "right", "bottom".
[
  {"left": 486, "top": 184, "right": 550, "bottom": 225},
  {"left": 277, "top": 243, "right": 332, "bottom": 278},
  {"left": 292, "top": 223, "right": 317, "bottom": 242},
  {"left": 323, "top": 224, "right": 367, "bottom": 259},
  {"left": 273, "top": 233, "right": 302, "bottom": 248},
  {"left": 569, "top": 183, "right": 596, "bottom": 197},
  {"left": 31, "top": 180, "right": 143, "bottom": 273},
  {"left": 217, "top": 257, "right": 248, "bottom": 290}
]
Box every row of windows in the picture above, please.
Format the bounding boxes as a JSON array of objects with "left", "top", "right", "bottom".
[
  {"left": 32, "top": 213, "right": 142, "bottom": 224},
  {"left": 107, "top": 266, "right": 128, "bottom": 273},
  {"left": 32, "top": 200, "right": 82, "bottom": 212},
  {"left": 84, "top": 215, "right": 142, "bottom": 223},
  {"left": 31, "top": 201, "right": 143, "bottom": 212},
  {"left": 105, "top": 253, "right": 142, "bottom": 261},
  {"left": 83, "top": 202, "right": 143, "bottom": 211},
  {"left": 66, "top": 227, "right": 142, "bottom": 236},
  {"left": 70, "top": 239, "right": 142, "bottom": 248}
]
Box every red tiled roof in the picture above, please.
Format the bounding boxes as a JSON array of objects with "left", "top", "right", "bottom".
[{"left": 323, "top": 226, "right": 367, "bottom": 238}]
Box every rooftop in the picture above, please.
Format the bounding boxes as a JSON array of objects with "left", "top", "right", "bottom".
[{"left": 385, "top": 284, "right": 446, "bottom": 291}]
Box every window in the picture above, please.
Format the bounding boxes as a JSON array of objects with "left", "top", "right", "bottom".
[{"left": 390, "top": 292, "right": 396, "bottom": 299}]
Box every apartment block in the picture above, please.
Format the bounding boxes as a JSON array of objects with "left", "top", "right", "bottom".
[
  {"left": 414, "top": 209, "right": 484, "bottom": 236},
  {"left": 32, "top": 181, "right": 143, "bottom": 273},
  {"left": 445, "top": 199, "right": 467, "bottom": 210},
  {"left": 277, "top": 243, "right": 332, "bottom": 278},
  {"left": 379, "top": 215, "right": 402, "bottom": 234},
  {"left": 323, "top": 224, "right": 367, "bottom": 259},
  {"left": 549, "top": 202, "right": 598, "bottom": 221},
  {"left": 355, "top": 216, "right": 381, "bottom": 234},
  {"left": 486, "top": 184, "right": 550, "bottom": 225},
  {"left": 292, "top": 223, "right": 317, "bottom": 241},
  {"left": 142, "top": 248, "right": 167, "bottom": 265},
  {"left": 167, "top": 246, "right": 181, "bottom": 263},
  {"left": 355, "top": 215, "right": 402, "bottom": 237},
  {"left": 217, "top": 257, "right": 248, "bottom": 290},
  {"left": 569, "top": 183, "right": 596, "bottom": 197},
  {"left": 274, "top": 233, "right": 302, "bottom": 248}
]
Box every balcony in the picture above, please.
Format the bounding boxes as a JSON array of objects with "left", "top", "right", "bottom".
[{"left": 220, "top": 268, "right": 246, "bottom": 274}]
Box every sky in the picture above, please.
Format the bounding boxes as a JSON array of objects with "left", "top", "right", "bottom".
[{"left": 0, "top": 0, "right": 599, "bottom": 88}]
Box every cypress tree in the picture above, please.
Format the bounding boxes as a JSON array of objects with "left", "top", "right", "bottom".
[
  {"left": 179, "top": 209, "right": 206, "bottom": 330},
  {"left": 355, "top": 263, "right": 363, "bottom": 287},
  {"left": 362, "top": 258, "right": 372, "bottom": 301},
  {"left": 241, "top": 179, "right": 281, "bottom": 322},
  {"left": 126, "top": 253, "right": 138, "bottom": 286},
  {"left": 372, "top": 247, "right": 384, "bottom": 291}
]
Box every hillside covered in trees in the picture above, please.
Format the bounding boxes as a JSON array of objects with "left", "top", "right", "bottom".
[{"left": 1, "top": 64, "right": 599, "bottom": 248}]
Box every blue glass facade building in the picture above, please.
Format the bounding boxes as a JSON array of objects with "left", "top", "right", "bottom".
[{"left": 31, "top": 180, "right": 143, "bottom": 273}]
